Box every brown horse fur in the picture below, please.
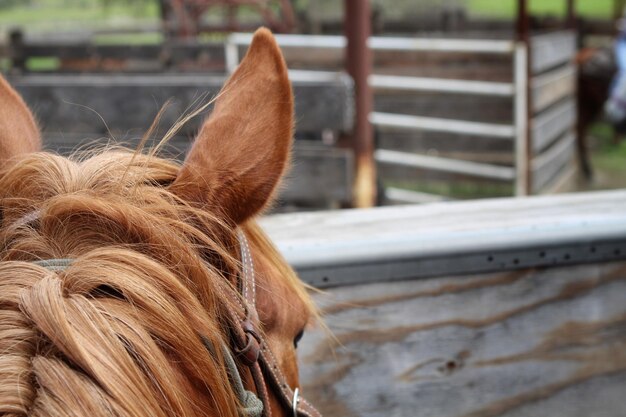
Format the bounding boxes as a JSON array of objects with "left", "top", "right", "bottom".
[{"left": 0, "top": 28, "right": 315, "bottom": 417}]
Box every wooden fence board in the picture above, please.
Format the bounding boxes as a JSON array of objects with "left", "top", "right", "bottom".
[
  {"left": 370, "top": 112, "right": 515, "bottom": 139},
  {"left": 41, "top": 132, "right": 352, "bottom": 205},
  {"left": 375, "top": 149, "right": 515, "bottom": 181},
  {"left": 531, "top": 131, "right": 576, "bottom": 193},
  {"left": 531, "top": 31, "right": 576, "bottom": 74},
  {"left": 531, "top": 99, "right": 576, "bottom": 153},
  {"left": 280, "top": 144, "right": 353, "bottom": 204},
  {"left": 15, "top": 42, "right": 225, "bottom": 63},
  {"left": 531, "top": 65, "right": 576, "bottom": 113},
  {"left": 8, "top": 72, "right": 353, "bottom": 136},
  {"left": 297, "top": 262, "right": 626, "bottom": 417}
]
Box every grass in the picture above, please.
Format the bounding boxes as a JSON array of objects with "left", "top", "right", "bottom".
[
  {"left": 0, "top": 0, "right": 159, "bottom": 36},
  {"left": 0, "top": 0, "right": 615, "bottom": 36},
  {"left": 94, "top": 32, "right": 163, "bottom": 45},
  {"left": 467, "top": 0, "right": 614, "bottom": 19},
  {"left": 589, "top": 122, "right": 626, "bottom": 175},
  {"left": 386, "top": 179, "right": 513, "bottom": 200},
  {"left": 26, "top": 57, "right": 61, "bottom": 71}
]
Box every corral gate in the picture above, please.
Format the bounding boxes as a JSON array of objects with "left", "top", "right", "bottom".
[{"left": 225, "top": 30, "right": 577, "bottom": 202}]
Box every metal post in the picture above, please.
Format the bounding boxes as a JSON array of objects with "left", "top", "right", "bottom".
[
  {"left": 516, "top": 0, "right": 532, "bottom": 195},
  {"left": 345, "top": 0, "right": 376, "bottom": 208}
]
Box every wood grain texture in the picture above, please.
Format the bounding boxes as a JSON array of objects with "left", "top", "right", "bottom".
[
  {"left": 8, "top": 72, "right": 353, "bottom": 136},
  {"left": 298, "top": 262, "right": 626, "bottom": 417},
  {"left": 41, "top": 132, "right": 352, "bottom": 205},
  {"left": 531, "top": 131, "right": 576, "bottom": 193},
  {"left": 531, "top": 99, "right": 576, "bottom": 153},
  {"left": 531, "top": 65, "right": 576, "bottom": 113},
  {"left": 531, "top": 31, "right": 576, "bottom": 74}
]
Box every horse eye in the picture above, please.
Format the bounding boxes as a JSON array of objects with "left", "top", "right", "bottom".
[{"left": 294, "top": 329, "right": 305, "bottom": 349}]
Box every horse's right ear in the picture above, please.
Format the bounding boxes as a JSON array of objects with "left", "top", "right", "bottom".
[
  {"left": 0, "top": 75, "right": 41, "bottom": 168},
  {"left": 171, "top": 28, "right": 293, "bottom": 225}
]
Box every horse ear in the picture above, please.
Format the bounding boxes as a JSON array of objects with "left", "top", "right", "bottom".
[
  {"left": 171, "top": 28, "right": 293, "bottom": 224},
  {"left": 0, "top": 75, "right": 41, "bottom": 168}
]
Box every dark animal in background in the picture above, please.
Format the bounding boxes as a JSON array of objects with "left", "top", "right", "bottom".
[{"left": 576, "top": 46, "right": 617, "bottom": 179}]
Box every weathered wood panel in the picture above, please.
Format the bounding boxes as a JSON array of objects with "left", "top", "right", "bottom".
[
  {"left": 41, "top": 132, "right": 352, "bottom": 205},
  {"left": 262, "top": 191, "right": 626, "bottom": 416},
  {"left": 531, "top": 65, "right": 576, "bottom": 113},
  {"left": 280, "top": 144, "right": 353, "bottom": 205},
  {"left": 12, "top": 41, "right": 225, "bottom": 63},
  {"left": 375, "top": 149, "right": 515, "bottom": 180},
  {"left": 7, "top": 72, "right": 353, "bottom": 136},
  {"left": 371, "top": 112, "right": 514, "bottom": 139},
  {"left": 531, "top": 31, "right": 576, "bottom": 74},
  {"left": 531, "top": 99, "right": 576, "bottom": 153},
  {"left": 298, "top": 262, "right": 626, "bottom": 417},
  {"left": 531, "top": 131, "right": 576, "bottom": 193}
]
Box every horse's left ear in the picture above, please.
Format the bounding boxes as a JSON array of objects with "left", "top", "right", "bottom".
[
  {"left": 0, "top": 75, "right": 41, "bottom": 168},
  {"left": 171, "top": 28, "right": 293, "bottom": 224}
]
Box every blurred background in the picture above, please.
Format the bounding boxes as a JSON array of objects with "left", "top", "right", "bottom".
[
  {"left": 1, "top": 0, "right": 625, "bottom": 209},
  {"left": 3, "top": 3, "right": 626, "bottom": 417}
]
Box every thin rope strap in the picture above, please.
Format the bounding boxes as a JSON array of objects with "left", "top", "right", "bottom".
[{"left": 203, "top": 338, "right": 264, "bottom": 417}]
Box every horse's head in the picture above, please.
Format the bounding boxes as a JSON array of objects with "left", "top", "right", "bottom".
[{"left": 0, "top": 29, "right": 319, "bottom": 417}]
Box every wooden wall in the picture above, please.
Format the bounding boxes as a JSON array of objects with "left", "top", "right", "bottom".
[
  {"left": 7, "top": 73, "right": 355, "bottom": 207},
  {"left": 261, "top": 190, "right": 626, "bottom": 416},
  {"left": 297, "top": 261, "right": 626, "bottom": 417}
]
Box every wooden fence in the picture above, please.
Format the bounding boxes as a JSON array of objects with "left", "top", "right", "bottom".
[
  {"left": 226, "top": 31, "right": 578, "bottom": 203},
  {"left": 2, "top": 30, "right": 226, "bottom": 72},
  {"left": 262, "top": 189, "right": 626, "bottom": 416},
  {"left": 2, "top": 29, "right": 579, "bottom": 203},
  {"left": 529, "top": 31, "right": 578, "bottom": 194},
  {"left": 7, "top": 71, "right": 355, "bottom": 207}
]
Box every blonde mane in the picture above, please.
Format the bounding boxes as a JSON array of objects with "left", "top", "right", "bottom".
[{"left": 0, "top": 148, "right": 314, "bottom": 417}]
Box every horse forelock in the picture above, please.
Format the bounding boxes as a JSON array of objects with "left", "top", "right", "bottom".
[{"left": 0, "top": 147, "right": 305, "bottom": 417}]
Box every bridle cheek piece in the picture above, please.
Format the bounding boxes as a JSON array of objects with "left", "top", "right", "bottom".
[
  {"left": 236, "top": 319, "right": 262, "bottom": 366},
  {"left": 220, "top": 230, "right": 322, "bottom": 417}
]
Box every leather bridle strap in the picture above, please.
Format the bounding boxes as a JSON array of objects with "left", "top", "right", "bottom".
[{"left": 234, "top": 230, "right": 322, "bottom": 417}]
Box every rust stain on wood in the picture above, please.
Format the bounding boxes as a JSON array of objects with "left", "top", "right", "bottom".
[
  {"left": 475, "top": 313, "right": 626, "bottom": 367},
  {"left": 454, "top": 289, "right": 626, "bottom": 417},
  {"left": 321, "top": 270, "right": 531, "bottom": 315},
  {"left": 397, "top": 350, "right": 471, "bottom": 382},
  {"left": 298, "top": 263, "right": 626, "bottom": 417},
  {"left": 307, "top": 265, "right": 626, "bottom": 359},
  {"left": 302, "top": 352, "right": 362, "bottom": 417},
  {"left": 461, "top": 366, "right": 626, "bottom": 417},
  {"left": 337, "top": 266, "right": 626, "bottom": 344},
  {"left": 461, "top": 370, "right": 626, "bottom": 417}
]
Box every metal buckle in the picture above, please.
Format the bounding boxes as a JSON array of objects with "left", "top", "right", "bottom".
[{"left": 292, "top": 387, "right": 300, "bottom": 417}]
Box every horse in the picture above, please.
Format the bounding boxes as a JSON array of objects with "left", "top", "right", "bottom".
[
  {"left": 0, "top": 28, "right": 321, "bottom": 417},
  {"left": 576, "top": 46, "right": 618, "bottom": 179}
]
